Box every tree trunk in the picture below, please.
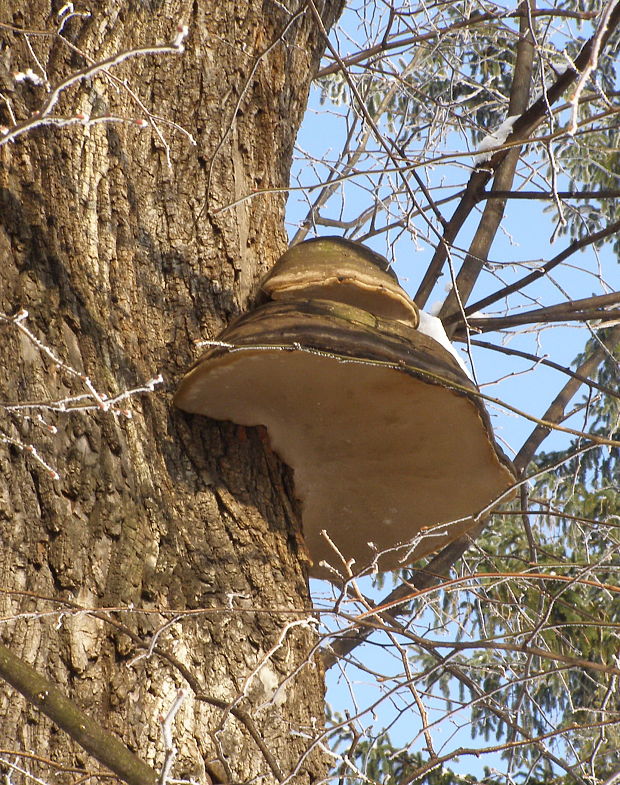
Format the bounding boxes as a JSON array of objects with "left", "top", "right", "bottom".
[{"left": 0, "top": 1, "right": 342, "bottom": 783}]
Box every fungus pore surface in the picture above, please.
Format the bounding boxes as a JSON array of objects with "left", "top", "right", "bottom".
[{"left": 175, "top": 296, "right": 515, "bottom": 580}]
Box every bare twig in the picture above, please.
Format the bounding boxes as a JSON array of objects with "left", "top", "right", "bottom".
[
  {"left": 1, "top": 28, "right": 189, "bottom": 146},
  {"left": 158, "top": 690, "right": 187, "bottom": 785},
  {"left": 449, "top": 217, "right": 620, "bottom": 324},
  {"left": 466, "top": 337, "right": 620, "bottom": 401}
]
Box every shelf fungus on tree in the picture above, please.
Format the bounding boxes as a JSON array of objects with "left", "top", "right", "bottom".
[{"left": 175, "top": 237, "right": 516, "bottom": 580}]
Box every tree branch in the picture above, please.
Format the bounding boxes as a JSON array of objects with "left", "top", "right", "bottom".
[
  {"left": 0, "top": 35, "right": 188, "bottom": 147},
  {"left": 323, "top": 521, "right": 488, "bottom": 669},
  {"left": 468, "top": 290, "right": 620, "bottom": 322},
  {"left": 316, "top": 8, "right": 597, "bottom": 78},
  {"left": 447, "top": 218, "right": 620, "bottom": 324},
  {"left": 0, "top": 644, "right": 157, "bottom": 785},
  {"left": 437, "top": 0, "right": 537, "bottom": 332},
  {"left": 463, "top": 301, "right": 619, "bottom": 332},
  {"left": 324, "top": 561, "right": 592, "bottom": 784},
  {"left": 466, "top": 337, "right": 620, "bottom": 401},
  {"left": 514, "top": 324, "right": 620, "bottom": 471},
  {"left": 305, "top": 0, "right": 445, "bottom": 250},
  {"left": 414, "top": 0, "right": 620, "bottom": 309},
  {"left": 479, "top": 188, "right": 620, "bottom": 201}
]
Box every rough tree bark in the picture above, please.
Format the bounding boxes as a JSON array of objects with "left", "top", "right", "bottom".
[{"left": 0, "top": 1, "right": 343, "bottom": 783}]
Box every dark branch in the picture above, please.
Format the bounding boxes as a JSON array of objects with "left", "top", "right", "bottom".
[
  {"left": 472, "top": 290, "right": 620, "bottom": 320},
  {"left": 479, "top": 189, "right": 620, "bottom": 201},
  {"left": 463, "top": 303, "right": 619, "bottom": 332}
]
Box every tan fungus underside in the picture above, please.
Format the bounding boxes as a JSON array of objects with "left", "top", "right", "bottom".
[{"left": 176, "top": 349, "right": 515, "bottom": 579}]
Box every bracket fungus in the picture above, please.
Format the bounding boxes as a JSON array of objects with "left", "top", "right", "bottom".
[
  {"left": 175, "top": 237, "right": 516, "bottom": 580},
  {"left": 260, "top": 236, "right": 419, "bottom": 327}
]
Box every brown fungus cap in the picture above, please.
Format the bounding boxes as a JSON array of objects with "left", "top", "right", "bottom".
[
  {"left": 259, "top": 236, "right": 419, "bottom": 327},
  {"left": 175, "top": 297, "right": 516, "bottom": 580}
]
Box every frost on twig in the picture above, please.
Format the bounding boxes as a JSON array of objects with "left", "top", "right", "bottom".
[
  {"left": 0, "top": 309, "right": 163, "bottom": 480},
  {"left": 57, "top": 3, "right": 91, "bottom": 36},
  {"left": 2, "top": 19, "right": 193, "bottom": 158},
  {"left": 0, "top": 434, "right": 61, "bottom": 481},
  {"left": 158, "top": 689, "right": 187, "bottom": 785}
]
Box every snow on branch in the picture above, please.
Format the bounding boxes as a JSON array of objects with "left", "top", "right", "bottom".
[{"left": 473, "top": 115, "right": 520, "bottom": 165}]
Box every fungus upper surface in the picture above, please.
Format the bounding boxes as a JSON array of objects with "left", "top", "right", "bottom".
[{"left": 260, "top": 236, "right": 419, "bottom": 327}]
